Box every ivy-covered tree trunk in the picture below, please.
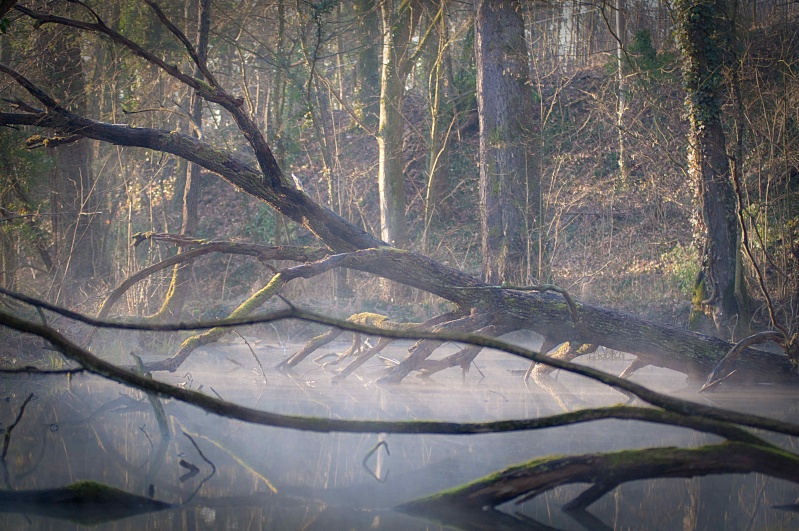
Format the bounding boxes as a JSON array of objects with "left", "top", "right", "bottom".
[
  {"left": 675, "top": 0, "right": 746, "bottom": 339},
  {"left": 474, "top": 0, "right": 541, "bottom": 284}
]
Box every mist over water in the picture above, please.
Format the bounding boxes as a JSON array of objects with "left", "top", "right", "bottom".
[{"left": 2, "top": 333, "right": 798, "bottom": 530}]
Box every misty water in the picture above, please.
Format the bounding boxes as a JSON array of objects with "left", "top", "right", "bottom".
[{"left": 2, "top": 333, "right": 799, "bottom": 530}]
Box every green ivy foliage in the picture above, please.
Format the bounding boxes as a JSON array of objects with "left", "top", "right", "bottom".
[{"left": 674, "top": 0, "right": 726, "bottom": 130}]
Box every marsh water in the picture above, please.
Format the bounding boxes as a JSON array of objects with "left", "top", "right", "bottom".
[{"left": 2, "top": 334, "right": 799, "bottom": 530}]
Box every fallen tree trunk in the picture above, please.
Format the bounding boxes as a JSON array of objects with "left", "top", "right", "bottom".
[
  {"left": 118, "top": 245, "right": 795, "bottom": 383},
  {"left": 399, "top": 442, "right": 799, "bottom": 513},
  {"left": 1, "top": 48, "right": 794, "bottom": 386},
  {"left": 265, "top": 250, "right": 796, "bottom": 385}
]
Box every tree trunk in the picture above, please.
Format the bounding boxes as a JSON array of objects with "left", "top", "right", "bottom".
[
  {"left": 354, "top": 0, "right": 381, "bottom": 130},
  {"left": 615, "top": 0, "right": 628, "bottom": 181},
  {"left": 5, "top": 104, "right": 793, "bottom": 383},
  {"left": 38, "top": 26, "right": 99, "bottom": 305},
  {"left": 1, "top": 5, "right": 795, "bottom": 385},
  {"left": 150, "top": 0, "right": 211, "bottom": 321},
  {"left": 377, "top": 0, "right": 419, "bottom": 248},
  {"left": 475, "top": 0, "right": 541, "bottom": 284},
  {"left": 422, "top": 1, "right": 453, "bottom": 252},
  {"left": 676, "top": 0, "right": 743, "bottom": 339}
]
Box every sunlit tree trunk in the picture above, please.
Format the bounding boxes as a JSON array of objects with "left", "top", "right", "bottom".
[
  {"left": 377, "top": 0, "right": 420, "bottom": 248},
  {"left": 475, "top": 0, "right": 541, "bottom": 285},
  {"left": 676, "top": 0, "right": 744, "bottom": 339},
  {"left": 615, "top": 0, "right": 628, "bottom": 181},
  {"left": 421, "top": 1, "right": 453, "bottom": 253}
]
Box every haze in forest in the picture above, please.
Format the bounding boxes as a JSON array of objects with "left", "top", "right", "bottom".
[{"left": 1, "top": 0, "right": 798, "bottom": 530}]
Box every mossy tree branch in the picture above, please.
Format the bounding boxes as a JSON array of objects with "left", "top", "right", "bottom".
[
  {"left": 399, "top": 442, "right": 799, "bottom": 513},
  {"left": 2, "top": 288, "right": 799, "bottom": 439},
  {"left": 0, "top": 306, "right": 780, "bottom": 443}
]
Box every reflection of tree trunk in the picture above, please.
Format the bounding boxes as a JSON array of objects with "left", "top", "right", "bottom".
[
  {"left": 676, "top": 0, "right": 744, "bottom": 340},
  {"left": 475, "top": 0, "right": 541, "bottom": 285},
  {"left": 529, "top": 342, "right": 596, "bottom": 411}
]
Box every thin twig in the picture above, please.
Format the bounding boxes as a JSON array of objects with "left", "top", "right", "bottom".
[
  {"left": 181, "top": 431, "right": 216, "bottom": 504},
  {"left": 1, "top": 393, "right": 35, "bottom": 460},
  {"left": 183, "top": 431, "right": 216, "bottom": 475},
  {"left": 232, "top": 330, "right": 267, "bottom": 384},
  {"left": 731, "top": 151, "right": 790, "bottom": 339},
  {"left": 362, "top": 440, "right": 390, "bottom": 483}
]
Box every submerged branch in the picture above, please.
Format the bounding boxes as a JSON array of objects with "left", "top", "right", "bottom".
[{"left": 701, "top": 331, "right": 786, "bottom": 392}]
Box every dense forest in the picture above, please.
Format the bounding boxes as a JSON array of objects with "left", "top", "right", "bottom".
[{"left": 1, "top": 0, "right": 799, "bottom": 529}]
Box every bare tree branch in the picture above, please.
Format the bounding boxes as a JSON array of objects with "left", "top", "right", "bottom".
[{"left": 1, "top": 293, "right": 799, "bottom": 439}]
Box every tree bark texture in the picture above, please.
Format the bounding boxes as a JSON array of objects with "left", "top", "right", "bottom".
[
  {"left": 475, "top": 0, "right": 541, "bottom": 285},
  {"left": 377, "top": 0, "right": 421, "bottom": 248},
  {"left": 354, "top": 0, "right": 381, "bottom": 129},
  {"left": 676, "top": 0, "right": 742, "bottom": 339}
]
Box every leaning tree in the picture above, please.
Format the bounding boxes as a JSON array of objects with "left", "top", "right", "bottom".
[
  {"left": 1, "top": 0, "right": 799, "bottom": 517},
  {"left": 0, "top": 1, "right": 795, "bottom": 385}
]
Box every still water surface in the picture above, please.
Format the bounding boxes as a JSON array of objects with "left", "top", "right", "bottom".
[{"left": 1, "top": 338, "right": 798, "bottom": 530}]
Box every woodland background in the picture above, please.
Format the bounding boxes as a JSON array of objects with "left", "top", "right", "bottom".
[
  {"left": 1, "top": 1, "right": 799, "bottom": 523},
  {"left": 0, "top": 0, "right": 797, "bottom": 355}
]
